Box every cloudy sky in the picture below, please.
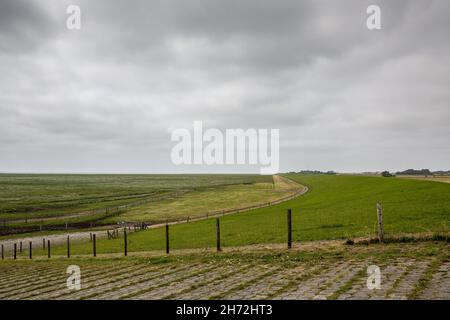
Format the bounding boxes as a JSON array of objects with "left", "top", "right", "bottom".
[{"left": 0, "top": 0, "right": 449, "bottom": 173}]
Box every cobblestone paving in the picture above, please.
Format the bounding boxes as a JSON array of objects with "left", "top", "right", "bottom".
[
  {"left": 273, "top": 261, "right": 365, "bottom": 300},
  {"left": 419, "top": 261, "right": 450, "bottom": 300},
  {"left": 0, "top": 245, "right": 448, "bottom": 300}
]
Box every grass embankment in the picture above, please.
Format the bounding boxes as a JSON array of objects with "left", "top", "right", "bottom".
[
  {"left": 0, "top": 174, "right": 273, "bottom": 228},
  {"left": 22, "top": 174, "right": 450, "bottom": 257}
]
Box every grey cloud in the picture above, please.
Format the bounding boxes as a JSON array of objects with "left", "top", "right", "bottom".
[
  {"left": 0, "top": 0, "right": 449, "bottom": 173},
  {"left": 0, "top": 0, "right": 60, "bottom": 53}
]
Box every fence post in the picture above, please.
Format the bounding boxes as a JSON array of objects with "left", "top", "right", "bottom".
[
  {"left": 47, "top": 240, "right": 51, "bottom": 258},
  {"left": 93, "top": 234, "right": 97, "bottom": 257},
  {"left": 376, "top": 203, "right": 384, "bottom": 243},
  {"left": 124, "top": 230, "right": 127, "bottom": 256},
  {"left": 1, "top": 244, "right": 3, "bottom": 260},
  {"left": 14, "top": 243, "right": 17, "bottom": 260},
  {"left": 67, "top": 236, "right": 70, "bottom": 258},
  {"left": 19, "top": 241, "right": 22, "bottom": 253},
  {"left": 287, "top": 209, "right": 292, "bottom": 249},
  {"left": 29, "top": 242, "right": 32, "bottom": 259},
  {"left": 216, "top": 218, "right": 221, "bottom": 252},
  {"left": 43, "top": 238, "right": 46, "bottom": 250},
  {"left": 165, "top": 223, "right": 170, "bottom": 254}
]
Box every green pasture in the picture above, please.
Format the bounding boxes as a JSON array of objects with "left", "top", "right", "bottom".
[{"left": 22, "top": 174, "right": 449, "bottom": 257}]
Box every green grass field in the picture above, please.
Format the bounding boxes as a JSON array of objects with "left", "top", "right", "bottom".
[
  {"left": 23, "top": 174, "right": 450, "bottom": 257},
  {"left": 0, "top": 174, "right": 274, "bottom": 228}
]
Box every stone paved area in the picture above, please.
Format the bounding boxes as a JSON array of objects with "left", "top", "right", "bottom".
[
  {"left": 0, "top": 243, "right": 448, "bottom": 300},
  {"left": 419, "top": 261, "right": 450, "bottom": 300}
]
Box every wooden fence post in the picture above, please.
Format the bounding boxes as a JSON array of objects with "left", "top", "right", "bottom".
[
  {"left": 216, "top": 218, "right": 221, "bottom": 252},
  {"left": 376, "top": 203, "right": 384, "bottom": 243},
  {"left": 67, "top": 236, "right": 70, "bottom": 258},
  {"left": 29, "top": 242, "right": 32, "bottom": 260},
  {"left": 93, "top": 234, "right": 97, "bottom": 257},
  {"left": 19, "top": 241, "right": 22, "bottom": 253},
  {"left": 287, "top": 209, "right": 292, "bottom": 249},
  {"left": 124, "top": 230, "right": 127, "bottom": 256},
  {"left": 14, "top": 243, "right": 17, "bottom": 260},
  {"left": 43, "top": 238, "right": 46, "bottom": 250},
  {"left": 47, "top": 240, "right": 51, "bottom": 258},
  {"left": 1, "top": 244, "right": 3, "bottom": 260},
  {"left": 165, "top": 223, "right": 170, "bottom": 254}
]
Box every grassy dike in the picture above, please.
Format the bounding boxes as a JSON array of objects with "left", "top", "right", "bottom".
[{"left": 24, "top": 174, "right": 450, "bottom": 257}]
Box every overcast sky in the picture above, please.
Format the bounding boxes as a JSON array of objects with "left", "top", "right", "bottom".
[{"left": 0, "top": 0, "right": 449, "bottom": 173}]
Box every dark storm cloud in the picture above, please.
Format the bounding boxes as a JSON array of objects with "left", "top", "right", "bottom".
[
  {"left": 0, "top": 0, "right": 449, "bottom": 173},
  {"left": 0, "top": 0, "right": 60, "bottom": 53}
]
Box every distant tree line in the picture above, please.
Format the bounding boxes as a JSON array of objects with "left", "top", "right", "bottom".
[
  {"left": 395, "top": 169, "right": 450, "bottom": 176},
  {"left": 288, "top": 170, "right": 337, "bottom": 175}
]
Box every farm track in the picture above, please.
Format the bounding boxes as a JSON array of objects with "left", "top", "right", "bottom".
[{"left": 0, "top": 242, "right": 448, "bottom": 300}]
